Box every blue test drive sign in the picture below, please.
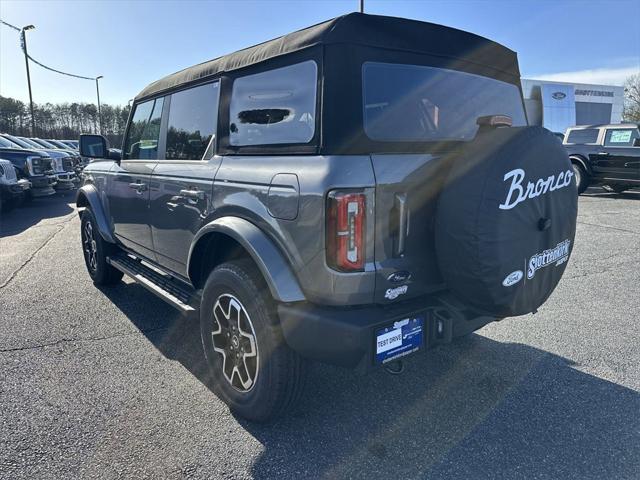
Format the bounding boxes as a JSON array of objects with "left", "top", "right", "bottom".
[{"left": 375, "top": 316, "right": 424, "bottom": 364}]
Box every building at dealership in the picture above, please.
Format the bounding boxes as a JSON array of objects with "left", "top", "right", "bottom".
[{"left": 521, "top": 79, "right": 624, "bottom": 134}]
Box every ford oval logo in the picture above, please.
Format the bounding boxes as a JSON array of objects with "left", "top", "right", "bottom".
[
  {"left": 552, "top": 92, "right": 566, "bottom": 100},
  {"left": 387, "top": 271, "right": 412, "bottom": 283},
  {"left": 502, "top": 270, "right": 524, "bottom": 287}
]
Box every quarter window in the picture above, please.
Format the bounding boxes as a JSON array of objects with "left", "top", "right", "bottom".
[
  {"left": 165, "top": 82, "right": 220, "bottom": 160},
  {"left": 604, "top": 128, "right": 639, "bottom": 147},
  {"left": 565, "top": 128, "right": 599, "bottom": 144},
  {"left": 229, "top": 61, "right": 317, "bottom": 146},
  {"left": 123, "top": 97, "right": 164, "bottom": 160}
]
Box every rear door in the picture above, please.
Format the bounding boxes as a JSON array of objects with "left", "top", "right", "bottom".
[
  {"left": 148, "top": 81, "right": 221, "bottom": 277},
  {"left": 108, "top": 97, "right": 164, "bottom": 259},
  {"left": 363, "top": 62, "right": 528, "bottom": 303},
  {"left": 600, "top": 128, "right": 640, "bottom": 182}
]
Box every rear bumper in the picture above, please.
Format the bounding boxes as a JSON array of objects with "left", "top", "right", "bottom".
[{"left": 278, "top": 295, "right": 497, "bottom": 372}]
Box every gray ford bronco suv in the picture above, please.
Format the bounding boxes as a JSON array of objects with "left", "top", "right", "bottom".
[{"left": 77, "top": 13, "right": 578, "bottom": 421}]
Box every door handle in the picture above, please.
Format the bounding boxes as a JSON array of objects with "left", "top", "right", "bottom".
[
  {"left": 596, "top": 152, "right": 610, "bottom": 157},
  {"left": 179, "top": 189, "right": 205, "bottom": 200},
  {"left": 128, "top": 182, "right": 148, "bottom": 192}
]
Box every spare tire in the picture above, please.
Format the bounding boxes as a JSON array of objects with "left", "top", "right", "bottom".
[{"left": 435, "top": 127, "right": 577, "bottom": 317}]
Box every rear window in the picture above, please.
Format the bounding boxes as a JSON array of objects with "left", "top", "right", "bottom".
[
  {"left": 165, "top": 82, "right": 220, "bottom": 160},
  {"left": 229, "top": 61, "right": 317, "bottom": 146},
  {"left": 566, "top": 128, "right": 599, "bottom": 144},
  {"left": 604, "top": 128, "right": 639, "bottom": 147},
  {"left": 362, "top": 62, "right": 527, "bottom": 142}
]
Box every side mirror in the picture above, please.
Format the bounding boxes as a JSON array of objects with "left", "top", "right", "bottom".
[
  {"left": 79, "top": 134, "right": 109, "bottom": 159},
  {"left": 108, "top": 149, "right": 122, "bottom": 161},
  {"left": 633, "top": 137, "right": 640, "bottom": 147}
]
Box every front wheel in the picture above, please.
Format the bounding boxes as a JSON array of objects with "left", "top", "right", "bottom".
[
  {"left": 200, "top": 260, "right": 306, "bottom": 422},
  {"left": 80, "top": 210, "right": 123, "bottom": 286},
  {"left": 572, "top": 163, "right": 588, "bottom": 194}
]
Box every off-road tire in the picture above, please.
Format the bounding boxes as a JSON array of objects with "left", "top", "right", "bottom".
[
  {"left": 80, "top": 210, "right": 123, "bottom": 286},
  {"left": 200, "top": 259, "right": 306, "bottom": 422},
  {"left": 572, "top": 162, "right": 588, "bottom": 194}
]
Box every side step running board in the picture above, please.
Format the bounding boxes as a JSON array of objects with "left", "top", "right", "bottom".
[{"left": 107, "top": 253, "right": 200, "bottom": 313}]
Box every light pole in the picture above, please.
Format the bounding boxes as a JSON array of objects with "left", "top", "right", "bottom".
[
  {"left": 95, "top": 75, "right": 103, "bottom": 135},
  {"left": 360, "top": 0, "right": 364, "bottom": 13},
  {"left": 21, "top": 24, "right": 36, "bottom": 136}
]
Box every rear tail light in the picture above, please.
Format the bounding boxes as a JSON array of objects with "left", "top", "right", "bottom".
[{"left": 326, "top": 190, "right": 366, "bottom": 271}]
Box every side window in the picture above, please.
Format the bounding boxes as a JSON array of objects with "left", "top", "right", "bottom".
[
  {"left": 123, "top": 97, "right": 164, "bottom": 160},
  {"left": 566, "top": 128, "right": 599, "bottom": 144},
  {"left": 165, "top": 82, "right": 220, "bottom": 160},
  {"left": 604, "top": 129, "right": 639, "bottom": 147},
  {"left": 229, "top": 61, "right": 317, "bottom": 146}
]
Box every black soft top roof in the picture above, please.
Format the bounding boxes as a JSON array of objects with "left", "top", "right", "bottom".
[{"left": 135, "top": 12, "right": 519, "bottom": 101}]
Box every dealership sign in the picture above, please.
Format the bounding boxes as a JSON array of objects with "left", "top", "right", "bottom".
[{"left": 575, "top": 89, "right": 614, "bottom": 98}]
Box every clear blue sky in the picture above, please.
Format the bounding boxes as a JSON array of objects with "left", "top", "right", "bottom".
[{"left": 1, "top": 0, "right": 639, "bottom": 106}]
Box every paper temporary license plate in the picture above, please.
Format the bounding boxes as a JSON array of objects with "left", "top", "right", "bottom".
[{"left": 375, "top": 316, "right": 424, "bottom": 364}]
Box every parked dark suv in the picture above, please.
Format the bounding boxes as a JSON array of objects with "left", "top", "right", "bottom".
[
  {"left": 77, "top": 13, "right": 578, "bottom": 421},
  {"left": 0, "top": 136, "right": 56, "bottom": 197}
]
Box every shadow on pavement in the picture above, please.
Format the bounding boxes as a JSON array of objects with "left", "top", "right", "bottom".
[
  {"left": 101, "top": 281, "right": 640, "bottom": 480},
  {"left": 582, "top": 186, "right": 640, "bottom": 199},
  {"left": 0, "top": 190, "right": 76, "bottom": 237}
]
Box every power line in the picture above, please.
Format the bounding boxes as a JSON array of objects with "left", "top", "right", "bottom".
[
  {"left": 1, "top": 17, "right": 98, "bottom": 80},
  {"left": 0, "top": 18, "right": 20, "bottom": 31}
]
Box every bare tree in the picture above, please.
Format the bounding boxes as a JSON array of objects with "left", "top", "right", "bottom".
[
  {"left": 0, "top": 95, "right": 130, "bottom": 146},
  {"left": 623, "top": 74, "right": 640, "bottom": 123}
]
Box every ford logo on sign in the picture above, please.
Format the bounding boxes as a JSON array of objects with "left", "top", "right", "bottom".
[{"left": 552, "top": 92, "right": 567, "bottom": 100}]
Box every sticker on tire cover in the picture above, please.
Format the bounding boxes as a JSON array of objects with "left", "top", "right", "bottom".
[
  {"left": 527, "top": 239, "right": 571, "bottom": 279},
  {"left": 502, "top": 270, "right": 524, "bottom": 287}
]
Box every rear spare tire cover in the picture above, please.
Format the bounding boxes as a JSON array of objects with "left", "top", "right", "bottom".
[{"left": 435, "top": 127, "right": 577, "bottom": 317}]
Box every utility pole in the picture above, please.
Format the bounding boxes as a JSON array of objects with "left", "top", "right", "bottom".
[
  {"left": 360, "top": 0, "right": 364, "bottom": 13},
  {"left": 95, "top": 75, "right": 103, "bottom": 135},
  {"left": 21, "top": 25, "right": 36, "bottom": 136}
]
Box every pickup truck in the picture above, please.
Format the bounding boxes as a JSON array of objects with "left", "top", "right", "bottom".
[
  {"left": 0, "top": 137, "right": 57, "bottom": 197},
  {"left": 564, "top": 124, "right": 640, "bottom": 193}
]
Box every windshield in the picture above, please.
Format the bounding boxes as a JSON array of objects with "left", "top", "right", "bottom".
[
  {"left": 0, "top": 136, "right": 22, "bottom": 148},
  {"left": 19, "top": 137, "right": 44, "bottom": 149},
  {"left": 47, "top": 140, "right": 67, "bottom": 149},
  {"left": 363, "top": 62, "right": 527, "bottom": 142},
  {"left": 33, "top": 139, "right": 59, "bottom": 148},
  {"left": 4, "top": 135, "right": 31, "bottom": 149}
]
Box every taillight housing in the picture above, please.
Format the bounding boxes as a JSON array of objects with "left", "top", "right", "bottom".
[{"left": 326, "top": 190, "right": 366, "bottom": 272}]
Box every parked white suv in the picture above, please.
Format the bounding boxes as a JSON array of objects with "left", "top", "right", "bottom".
[{"left": 0, "top": 158, "right": 31, "bottom": 212}]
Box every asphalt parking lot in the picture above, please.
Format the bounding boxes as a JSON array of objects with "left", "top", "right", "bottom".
[{"left": 0, "top": 187, "right": 639, "bottom": 479}]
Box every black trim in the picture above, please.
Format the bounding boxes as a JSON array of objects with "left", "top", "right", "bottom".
[{"left": 135, "top": 13, "right": 519, "bottom": 102}]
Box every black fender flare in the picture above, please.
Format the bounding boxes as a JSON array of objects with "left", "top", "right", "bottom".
[
  {"left": 75, "top": 183, "right": 115, "bottom": 243},
  {"left": 569, "top": 155, "right": 592, "bottom": 176},
  {"left": 188, "top": 216, "right": 305, "bottom": 303}
]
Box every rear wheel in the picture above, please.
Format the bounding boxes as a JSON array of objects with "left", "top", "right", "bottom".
[
  {"left": 200, "top": 259, "right": 306, "bottom": 422},
  {"left": 80, "top": 210, "right": 123, "bottom": 286},
  {"left": 572, "top": 162, "right": 588, "bottom": 194}
]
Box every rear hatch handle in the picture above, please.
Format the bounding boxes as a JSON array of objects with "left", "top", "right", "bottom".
[{"left": 394, "top": 193, "right": 409, "bottom": 256}]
